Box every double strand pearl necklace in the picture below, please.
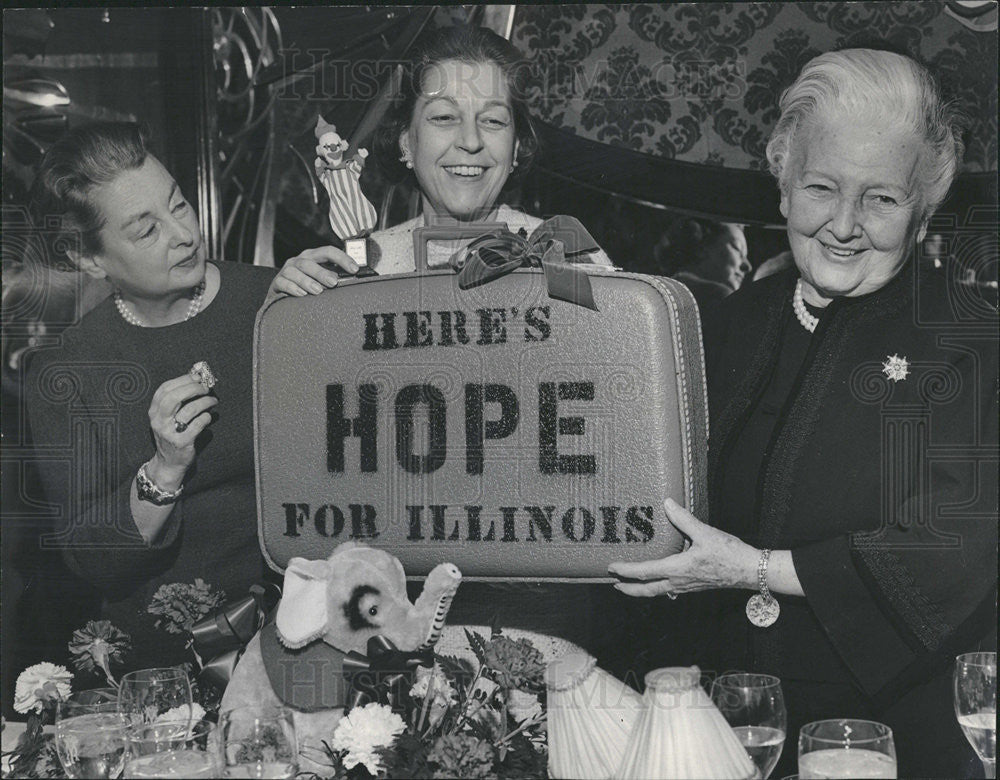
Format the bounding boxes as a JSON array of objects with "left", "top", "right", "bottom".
[
  {"left": 792, "top": 279, "right": 819, "bottom": 333},
  {"left": 114, "top": 282, "right": 205, "bottom": 327}
]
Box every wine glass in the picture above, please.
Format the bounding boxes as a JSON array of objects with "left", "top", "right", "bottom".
[
  {"left": 954, "top": 652, "right": 996, "bottom": 779},
  {"left": 55, "top": 690, "right": 128, "bottom": 779},
  {"left": 217, "top": 706, "right": 298, "bottom": 779},
  {"left": 711, "top": 672, "right": 787, "bottom": 778},
  {"left": 117, "top": 669, "right": 193, "bottom": 727},
  {"left": 798, "top": 719, "right": 896, "bottom": 779},
  {"left": 66, "top": 688, "right": 120, "bottom": 710},
  {"left": 124, "top": 720, "right": 218, "bottom": 778}
]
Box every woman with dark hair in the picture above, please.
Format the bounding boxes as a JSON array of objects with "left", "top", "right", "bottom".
[
  {"left": 267, "top": 25, "right": 616, "bottom": 650},
  {"left": 656, "top": 217, "right": 751, "bottom": 311},
  {"left": 271, "top": 24, "right": 609, "bottom": 293},
  {"left": 611, "top": 49, "right": 997, "bottom": 777},
  {"left": 24, "top": 122, "right": 276, "bottom": 668}
]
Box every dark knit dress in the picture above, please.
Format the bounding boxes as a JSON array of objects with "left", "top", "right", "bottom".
[
  {"left": 25, "top": 261, "right": 277, "bottom": 669},
  {"left": 700, "top": 265, "right": 997, "bottom": 778}
]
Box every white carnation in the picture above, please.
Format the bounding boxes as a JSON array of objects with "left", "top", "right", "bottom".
[
  {"left": 330, "top": 702, "right": 406, "bottom": 775},
  {"left": 14, "top": 663, "right": 73, "bottom": 714}
]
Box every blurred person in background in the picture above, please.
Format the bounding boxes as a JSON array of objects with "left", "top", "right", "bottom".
[{"left": 655, "top": 217, "right": 751, "bottom": 313}]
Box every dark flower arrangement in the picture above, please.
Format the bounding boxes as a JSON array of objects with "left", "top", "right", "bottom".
[
  {"left": 3, "top": 621, "right": 130, "bottom": 779},
  {"left": 4, "top": 661, "right": 73, "bottom": 779},
  {"left": 307, "top": 626, "right": 549, "bottom": 780},
  {"left": 4, "top": 585, "right": 553, "bottom": 779},
  {"left": 2, "top": 580, "right": 227, "bottom": 779}
]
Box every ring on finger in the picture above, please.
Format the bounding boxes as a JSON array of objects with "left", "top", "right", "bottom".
[{"left": 174, "top": 417, "right": 189, "bottom": 433}]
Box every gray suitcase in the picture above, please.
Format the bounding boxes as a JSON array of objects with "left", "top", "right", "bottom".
[{"left": 254, "top": 230, "right": 707, "bottom": 579}]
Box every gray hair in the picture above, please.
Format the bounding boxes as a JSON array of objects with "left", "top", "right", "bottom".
[{"left": 765, "top": 48, "right": 965, "bottom": 220}]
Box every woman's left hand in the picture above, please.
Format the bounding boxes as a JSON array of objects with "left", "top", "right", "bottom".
[
  {"left": 608, "top": 498, "right": 758, "bottom": 597},
  {"left": 271, "top": 247, "right": 359, "bottom": 297}
]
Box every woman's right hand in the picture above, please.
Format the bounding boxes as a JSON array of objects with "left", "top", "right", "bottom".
[
  {"left": 146, "top": 375, "right": 219, "bottom": 488},
  {"left": 270, "top": 246, "right": 360, "bottom": 297}
]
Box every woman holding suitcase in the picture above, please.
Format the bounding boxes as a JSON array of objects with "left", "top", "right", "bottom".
[
  {"left": 610, "top": 49, "right": 997, "bottom": 778},
  {"left": 268, "top": 25, "right": 620, "bottom": 652}
]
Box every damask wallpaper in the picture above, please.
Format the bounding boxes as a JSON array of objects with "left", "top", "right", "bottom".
[
  {"left": 269, "top": 2, "right": 996, "bottom": 247},
  {"left": 513, "top": 2, "right": 997, "bottom": 172}
]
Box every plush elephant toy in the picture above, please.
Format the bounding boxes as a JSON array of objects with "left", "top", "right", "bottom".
[{"left": 221, "top": 542, "right": 462, "bottom": 773}]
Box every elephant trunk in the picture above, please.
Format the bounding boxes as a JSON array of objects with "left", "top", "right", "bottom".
[{"left": 414, "top": 563, "right": 462, "bottom": 651}]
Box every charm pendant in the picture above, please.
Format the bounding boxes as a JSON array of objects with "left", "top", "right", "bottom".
[{"left": 746, "top": 594, "right": 780, "bottom": 627}]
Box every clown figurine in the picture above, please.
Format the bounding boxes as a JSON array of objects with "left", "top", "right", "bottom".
[{"left": 313, "top": 116, "right": 378, "bottom": 266}]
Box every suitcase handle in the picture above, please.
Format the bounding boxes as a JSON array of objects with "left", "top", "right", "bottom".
[{"left": 412, "top": 223, "right": 509, "bottom": 273}]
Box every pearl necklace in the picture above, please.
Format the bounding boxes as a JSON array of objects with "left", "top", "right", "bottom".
[
  {"left": 792, "top": 279, "right": 819, "bottom": 333},
  {"left": 114, "top": 282, "right": 205, "bottom": 327}
]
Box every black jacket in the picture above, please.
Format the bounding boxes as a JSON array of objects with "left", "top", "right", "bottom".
[{"left": 703, "top": 264, "right": 998, "bottom": 704}]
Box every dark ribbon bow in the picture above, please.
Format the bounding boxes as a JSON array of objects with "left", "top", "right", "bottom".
[
  {"left": 450, "top": 215, "right": 600, "bottom": 310},
  {"left": 191, "top": 583, "right": 279, "bottom": 690},
  {"left": 342, "top": 636, "right": 433, "bottom": 714}
]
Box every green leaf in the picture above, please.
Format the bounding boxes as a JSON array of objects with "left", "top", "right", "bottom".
[
  {"left": 463, "top": 629, "right": 489, "bottom": 668},
  {"left": 436, "top": 654, "right": 476, "bottom": 698}
]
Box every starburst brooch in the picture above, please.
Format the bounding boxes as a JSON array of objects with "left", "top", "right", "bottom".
[{"left": 882, "top": 354, "right": 910, "bottom": 382}]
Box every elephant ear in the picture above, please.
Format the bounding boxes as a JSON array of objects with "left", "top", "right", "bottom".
[{"left": 276, "top": 558, "right": 330, "bottom": 649}]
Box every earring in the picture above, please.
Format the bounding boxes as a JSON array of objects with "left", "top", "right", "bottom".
[
  {"left": 406, "top": 160, "right": 413, "bottom": 169},
  {"left": 400, "top": 153, "right": 413, "bottom": 169},
  {"left": 510, "top": 159, "right": 519, "bottom": 173}
]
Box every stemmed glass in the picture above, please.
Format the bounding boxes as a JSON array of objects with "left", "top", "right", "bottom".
[
  {"left": 117, "top": 669, "right": 193, "bottom": 727},
  {"left": 54, "top": 690, "right": 128, "bottom": 779},
  {"left": 954, "top": 652, "right": 996, "bottom": 779},
  {"left": 798, "top": 719, "right": 896, "bottom": 779},
  {"left": 123, "top": 720, "right": 218, "bottom": 779},
  {"left": 217, "top": 706, "right": 298, "bottom": 779},
  {"left": 711, "top": 672, "right": 787, "bottom": 779}
]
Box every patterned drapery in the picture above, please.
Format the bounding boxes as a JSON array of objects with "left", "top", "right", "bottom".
[{"left": 513, "top": 2, "right": 997, "bottom": 173}]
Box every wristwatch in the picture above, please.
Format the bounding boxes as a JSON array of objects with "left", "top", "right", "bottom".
[{"left": 136, "top": 461, "right": 183, "bottom": 505}]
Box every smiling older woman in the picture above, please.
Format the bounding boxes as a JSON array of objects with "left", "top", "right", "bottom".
[
  {"left": 24, "top": 123, "right": 276, "bottom": 668},
  {"left": 610, "top": 49, "right": 997, "bottom": 778},
  {"left": 271, "top": 24, "right": 610, "bottom": 295}
]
